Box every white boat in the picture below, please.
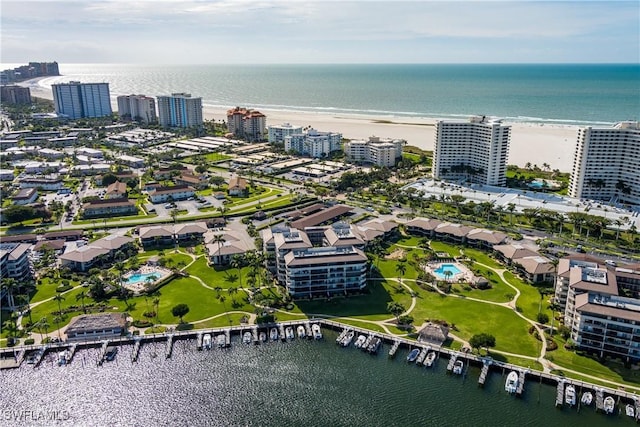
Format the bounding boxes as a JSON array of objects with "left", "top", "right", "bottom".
[
  {"left": 505, "top": 371, "right": 518, "bottom": 393},
  {"left": 242, "top": 331, "right": 252, "bottom": 344},
  {"left": 354, "top": 335, "right": 367, "bottom": 349},
  {"left": 336, "top": 329, "right": 348, "bottom": 344},
  {"left": 57, "top": 351, "right": 67, "bottom": 366},
  {"left": 452, "top": 360, "right": 464, "bottom": 375},
  {"left": 603, "top": 396, "right": 615, "bottom": 414},
  {"left": 565, "top": 385, "right": 576, "bottom": 406},
  {"left": 105, "top": 346, "right": 117, "bottom": 362},
  {"left": 259, "top": 331, "right": 267, "bottom": 342},
  {"left": 285, "top": 327, "right": 295, "bottom": 340},
  {"left": 341, "top": 330, "right": 355, "bottom": 347},
  {"left": 581, "top": 391, "right": 593, "bottom": 406},
  {"left": 367, "top": 337, "right": 381, "bottom": 354},
  {"left": 216, "top": 334, "right": 226, "bottom": 348},
  {"left": 626, "top": 404, "right": 635, "bottom": 418},
  {"left": 297, "top": 325, "right": 306, "bottom": 339},
  {"left": 407, "top": 348, "right": 420, "bottom": 363},
  {"left": 424, "top": 351, "right": 436, "bottom": 367},
  {"left": 312, "top": 324, "right": 322, "bottom": 340},
  {"left": 270, "top": 328, "right": 279, "bottom": 341},
  {"left": 202, "top": 334, "right": 212, "bottom": 350}
]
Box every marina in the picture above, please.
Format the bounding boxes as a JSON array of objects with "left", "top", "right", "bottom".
[{"left": 2, "top": 319, "right": 640, "bottom": 421}]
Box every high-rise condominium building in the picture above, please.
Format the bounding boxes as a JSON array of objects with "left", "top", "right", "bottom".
[
  {"left": 343, "top": 136, "right": 405, "bottom": 167},
  {"left": 433, "top": 116, "right": 510, "bottom": 186},
  {"left": 285, "top": 129, "right": 342, "bottom": 158},
  {"left": 157, "top": 93, "right": 203, "bottom": 128},
  {"left": 267, "top": 123, "right": 303, "bottom": 144},
  {"left": 117, "top": 94, "right": 157, "bottom": 124},
  {"left": 52, "top": 81, "right": 112, "bottom": 119},
  {"left": 227, "top": 107, "right": 266, "bottom": 141},
  {"left": 0, "top": 85, "right": 32, "bottom": 105},
  {"left": 569, "top": 121, "right": 639, "bottom": 206}
]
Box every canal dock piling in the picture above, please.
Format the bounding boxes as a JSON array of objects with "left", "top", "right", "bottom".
[
  {"left": 555, "top": 381, "right": 565, "bottom": 407},
  {"left": 165, "top": 335, "right": 174, "bottom": 359}
]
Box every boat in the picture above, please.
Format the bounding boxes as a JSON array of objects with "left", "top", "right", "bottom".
[
  {"left": 216, "top": 334, "right": 226, "bottom": 348},
  {"left": 57, "top": 351, "right": 67, "bottom": 366},
  {"left": 581, "top": 391, "right": 593, "bottom": 406},
  {"left": 336, "top": 329, "right": 348, "bottom": 344},
  {"left": 202, "top": 334, "right": 212, "bottom": 350},
  {"left": 105, "top": 346, "right": 118, "bottom": 362},
  {"left": 26, "top": 353, "right": 38, "bottom": 365},
  {"left": 564, "top": 384, "right": 576, "bottom": 406},
  {"left": 367, "top": 337, "right": 381, "bottom": 354},
  {"left": 603, "top": 396, "right": 615, "bottom": 414},
  {"left": 626, "top": 404, "right": 635, "bottom": 418},
  {"left": 270, "top": 328, "right": 279, "bottom": 341},
  {"left": 407, "top": 348, "right": 420, "bottom": 363},
  {"left": 452, "top": 360, "right": 464, "bottom": 375},
  {"left": 285, "top": 327, "right": 295, "bottom": 340},
  {"left": 242, "top": 331, "right": 252, "bottom": 344},
  {"left": 259, "top": 331, "right": 267, "bottom": 342},
  {"left": 354, "top": 335, "right": 367, "bottom": 349},
  {"left": 505, "top": 371, "right": 518, "bottom": 393},
  {"left": 341, "top": 330, "right": 355, "bottom": 347},
  {"left": 312, "top": 324, "right": 322, "bottom": 340},
  {"left": 424, "top": 351, "right": 437, "bottom": 367},
  {"left": 297, "top": 325, "right": 306, "bottom": 339}
]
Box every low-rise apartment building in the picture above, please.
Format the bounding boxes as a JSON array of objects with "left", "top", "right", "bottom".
[
  {"left": 343, "top": 136, "right": 405, "bottom": 167},
  {"left": 149, "top": 185, "right": 195, "bottom": 204}
]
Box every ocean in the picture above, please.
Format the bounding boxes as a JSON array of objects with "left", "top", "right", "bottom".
[
  {"left": 18, "top": 63, "right": 640, "bottom": 125},
  {"left": 0, "top": 329, "right": 631, "bottom": 427}
]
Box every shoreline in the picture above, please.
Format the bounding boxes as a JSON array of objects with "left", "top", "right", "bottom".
[{"left": 22, "top": 77, "right": 579, "bottom": 172}]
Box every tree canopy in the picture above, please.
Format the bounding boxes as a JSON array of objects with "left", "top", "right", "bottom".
[
  {"left": 171, "top": 303, "right": 190, "bottom": 322},
  {"left": 469, "top": 333, "right": 496, "bottom": 352}
]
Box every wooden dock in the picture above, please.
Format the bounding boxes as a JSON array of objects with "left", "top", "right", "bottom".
[
  {"left": 196, "top": 332, "right": 203, "bottom": 350},
  {"left": 595, "top": 388, "right": 604, "bottom": 411},
  {"left": 279, "top": 324, "right": 286, "bottom": 341},
  {"left": 416, "top": 347, "right": 427, "bottom": 365},
  {"left": 225, "top": 329, "right": 231, "bottom": 347},
  {"left": 478, "top": 359, "right": 491, "bottom": 386},
  {"left": 516, "top": 370, "right": 526, "bottom": 396},
  {"left": 388, "top": 341, "right": 400, "bottom": 358},
  {"left": 556, "top": 381, "right": 565, "bottom": 407},
  {"left": 447, "top": 354, "right": 457, "bottom": 373},
  {"left": 97, "top": 341, "right": 109, "bottom": 366},
  {"left": 304, "top": 322, "right": 312, "bottom": 338},
  {"left": 67, "top": 344, "right": 77, "bottom": 363},
  {"left": 165, "top": 335, "right": 174, "bottom": 359},
  {"left": 252, "top": 326, "right": 259, "bottom": 344},
  {"left": 131, "top": 338, "right": 141, "bottom": 362}
]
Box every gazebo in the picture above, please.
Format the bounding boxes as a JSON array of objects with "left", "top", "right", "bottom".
[{"left": 417, "top": 322, "right": 449, "bottom": 346}]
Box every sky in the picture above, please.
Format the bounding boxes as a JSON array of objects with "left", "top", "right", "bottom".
[{"left": 1, "top": 0, "right": 639, "bottom": 64}]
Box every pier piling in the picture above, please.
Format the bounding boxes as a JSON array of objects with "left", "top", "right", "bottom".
[
  {"left": 165, "top": 335, "right": 174, "bottom": 359},
  {"left": 478, "top": 360, "right": 491, "bottom": 387},
  {"left": 388, "top": 341, "right": 400, "bottom": 358}
]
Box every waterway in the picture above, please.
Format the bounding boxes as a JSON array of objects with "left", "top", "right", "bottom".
[{"left": 0, "top": 329, "right": 633, "bottom": 426}]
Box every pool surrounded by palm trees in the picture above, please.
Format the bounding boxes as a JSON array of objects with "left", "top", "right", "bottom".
[
  {"left": 432, "top": 263, "right": 463, "bottom": 280},
  {"left": 125, "top": 272, "right": 160, "bottom": 285},
  {"left": 123, "top": 266, "right": 172, "bottom": 293}
]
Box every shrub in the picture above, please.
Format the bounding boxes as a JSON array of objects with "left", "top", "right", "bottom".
[
  {"left": 56, "top": 284, "right": 73, "bottom": 293},
  {"left": 23, "top": 338, "right": 35, "bottom": 345},
  {"left": 132, "top": 320, "right": 153, "bottom": 328},
  {"left": 537, "top": 313, "right": 550, "bottom": 324}
]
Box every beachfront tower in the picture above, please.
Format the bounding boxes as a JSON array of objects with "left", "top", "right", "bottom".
[
  {"left": 569, "top": 121, "right": 640, "bottom": 206},
  {"left": 117, "top": 94, "right": 157, "bottom": 124},
  {"left": 157, "top": 93, "right": 203, "bottom": 128},
  {"left": 268, "top": 123, "right": 303, "bottom": 144},
  {"left": 227, "top": 107, "right": 267, "bottom": 142},
  {"left": 285, "top": 128, "right": 343, "bottom": 158},
  {"left": 52, "top": 81, "right": 112, "bottom": 119},
  {"left": 433, "top": 116, "right": 510, "bottom": 186}
]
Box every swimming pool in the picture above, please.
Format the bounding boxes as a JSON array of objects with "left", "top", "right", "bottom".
[
  {"left": 433, "top": 264, "right": 462, "bottom": 280},
  {"left": 124, "top": 272, "right": 160, "bottom": 285}
]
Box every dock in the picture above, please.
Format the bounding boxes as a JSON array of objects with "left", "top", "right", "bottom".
[
  {"left": 225, "top": 329, "right": 231, "bottom": 347},
  {"left": 165, "top": 335, "right": 174, "bottom": 359},
  {"left": 478, "top": 359, "right": 491, "bottom": 386},
  {"left": 0, "top": 349, "right": 23, "bottom": 370},
  {"left": 556, "top": 381, "right": 565, "bottom": 407},
  {"left": 67, "top": 344, "right": 77, "bottom": 363},
  {"left": 97, "top": 341, "right": 109, "bottom": 366},
  {"left": 279, "top": 324, "right": 286, "bottom": 341},
  {"left": 416, "top": 347, "right": 427, "bottom": 365},
  {"left": 196, "top": 332, "right": 203, "bottom": 350},
  {"left": 388, "top": 341, "right": 400, "bottom": 358},
  {"left": 131, "top": 338, "right": 142, "bottom": 362},
  {"left": 304, "top": 322, "right": 312, "bottom": 338},
  {"left": 447, "top": 354, "right": 458, "bottom": 373},
  {"left": 516, "top": 370, "right": 526, "bottom": 396},
  {"left": 252, "top": 326, "right": 259, "bottom": 344},
  {"left": 595, "top": 388, "right": 604, "bottom": 411},
  {"left": 635, "top": 399, "right": 640, "bottom": 422}
]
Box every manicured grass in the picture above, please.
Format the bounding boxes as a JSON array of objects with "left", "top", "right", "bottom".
[
  {"left": 192, "top": 313, "right": 250, "bottom": 328},
  {"left": 494, "top": 354, "right": 543, "bottom": 371},
  {"left": 272, "top": 312, "right": 308, "bottom": 322},
  {"left": 429, "top": 241, "right": 461, "bottom": 258},
  {"left": 31, "top": 278, "right": 80, "bottom": 304},
  {"left": 450, "top": 278, "right": 511, "bottom": 303},
  {"left": 72, "top": 212, "right": 157, "bottom": 225},
  {"left": 334, "top": 318, "right": 387, "bottom": 334},
  {"left": 409, "top": 287, "right": 540, "bottom": 357},
  {"left": 295, "top": 279, "right": 413, "bottom": 322},
  {"left": 502, "top": 271, "right": 552, "bottom": 322},
  {"left": 463, "top": 248, "right": 503, "bottom": 269},
  {"left": 184, "top": 257, "right": 253, "bottom": 289}
]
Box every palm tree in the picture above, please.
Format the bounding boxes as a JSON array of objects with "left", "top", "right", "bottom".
[
  {"left": 506, "top": 203, "right": 516, "bottom": 226},
  {"left": 231, "top": 254, "right": 245, "bottom": 287},
  {"left": 37, "top": 317, "right": 49, "bottom": 342},
  {"left": 395, "top": 262, "right": 407, "bottom": 286},
  {"left": 443, "top": 270, "right": 453, "bottom": 282},
  {"left": 212, "top": 234, "right": 226, "bottom": 263},
  {"left": 1, "top": 278, "right": 18, "bottom": 309},
  {"left": 53, "top": 315, "right": 64, "bottom": 340},
  {"left": 3, "top": 319, "right": 18, "bottom": 344},
  {"left": 52, "top": 294, "right": 65, "bottom": 316},
  {"left": 75, "top": 291, "right": 88, "bottom": 314}
]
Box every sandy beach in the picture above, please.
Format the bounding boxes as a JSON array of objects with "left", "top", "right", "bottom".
[{"left": 25, "top": 80, "right": 579, "bottom": 172}]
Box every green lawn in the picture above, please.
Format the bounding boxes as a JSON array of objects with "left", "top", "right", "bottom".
[
  {"left": 30, "top": 278, "right": 80, "bottom": 304},
  {"left": 502, "top": 271, "right": 552, "bottom": 322},
  {"left": 192, "top": 313, "right": 250, "bottom": 328},
  {"left": 429, "top": 241, "right": 462, "bottom": 257},
  {"left": 184, "top": 257, "right": 254, "bottom": 289},
  {"left": 334, "top": 318, "right": 387, "bottom": 334}
]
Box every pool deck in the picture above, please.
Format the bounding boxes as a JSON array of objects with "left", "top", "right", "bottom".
[{"left": 123, "top": 266, "right": 173, "bottom": 293}]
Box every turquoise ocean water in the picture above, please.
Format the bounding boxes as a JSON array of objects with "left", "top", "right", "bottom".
[{"left": 21, "top": 63, "right": 640, "bottom": 125}]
